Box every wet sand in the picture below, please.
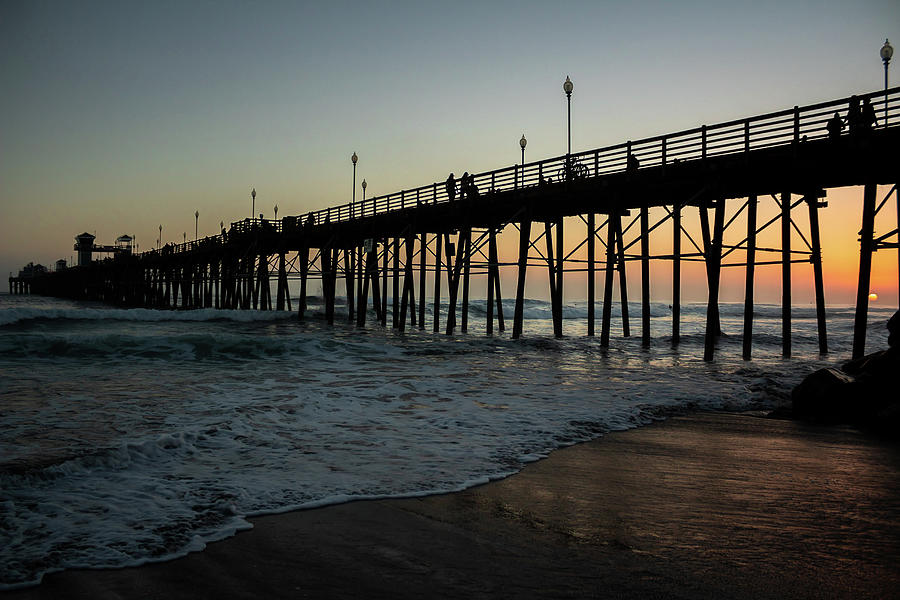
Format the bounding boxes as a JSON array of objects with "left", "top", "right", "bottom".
[{"left": 7, "top": 412, "right": 900, "bottom": 599}]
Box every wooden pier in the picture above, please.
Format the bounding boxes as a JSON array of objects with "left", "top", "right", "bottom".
[{"left": 28, "top": 88, "right": 900, "bottom": 360}]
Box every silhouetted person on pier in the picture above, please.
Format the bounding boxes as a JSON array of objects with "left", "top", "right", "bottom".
[
  {"left": 861, "top": 98, "right": 877, "bottom": 131},
  {"left": 627, "top": 153, "right": 640, "bottom": 172},
  {"left": 460, "top": 172, "right": 470, "bottom": 200},
  {"left": 847, "top": 96, "right": 861, "bottom": 133},
  {"left": 467, "top": 175, "right": 479, "bottom": 199},
  {"left": 306, "top": 213, "right": 315, "bottom": 228},
  {"left": 826, "top": 111, "right": 844, "bottom": 141},
  {"left": 446, "top": 173, "right": 456, "bottom": 202}
]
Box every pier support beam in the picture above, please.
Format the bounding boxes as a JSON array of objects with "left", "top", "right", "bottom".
[
  {"left": 512, "top": 219, "right": 531, "bottom": 339},
  {"left": 703, "top": 199, "right": 725, "bottom": 362},
  {"left": 419, "top": 233, "right": 427, "bottom": 330},
  {"left": 806, "top": 192, "right": 828, "bottom": 354},
  {"left": 399, "top": 233, "right": 415, "bottom": 332},
  {"left": 461, "top": 232, "right": 471, "bottom": 333},
  {"left": 433, "top": 234, "right": 442, "bottom": 333},
  {"left": 392, "top": 238, "right": 400, "bottom": 328},
  {"left": 742, "top": 195, "right": 758, "bottom": 360},
  {"left": 545, "top": 220, "right": 563, "bottom": 338},
  {"left": 672, "top": 202, "right": 681, "bottom": 345},
  {"left": 615, "top": 216, "right": 630, "bottom": 338},
  {"left": 587, "top": 213, "right": 595, "bottom": 336},
  {"left": 640, "top": 205, "right": 650, "bottom": 347},
  {"left": 601, "top": 213, "right": 617, "bottom": 347},
  {"left": 781, "top": 191, "right": 792, "bottom": 357},
  {"left": 486, "top": 227, "right": 504, "bottom": 334},
  {"left": 853, "top": 183, "right": 878, "bottom": 359},
  {"left": 381, "top": 239, "right": 388, "bottom": 327}
]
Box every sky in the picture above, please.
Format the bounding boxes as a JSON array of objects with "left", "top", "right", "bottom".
[{"left": 1, "top": 0, "right": 898, "bottom": 305}]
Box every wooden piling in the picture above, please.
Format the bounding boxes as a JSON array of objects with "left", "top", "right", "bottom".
[
  {"left": 433, "top": 233, "right": 442, "bottom": 333},
  {"left": 555, "top": 216, "right": 563, "bottom": 338},
  {"left": 807, "top": 193, "right": 828, "bottom": 354},
  {"left": 672, "top": 202, "right": 681, "bottom": 345},
  {"left": 419, "top": 232, "right": 427, "bottom": 330},
  {"left": 852, "top": 183, "right": 878, "bottom": 359},
  {"left": 357, "top": 249, "right": 370, "bottom": 328},
  {"left": 614, "top": 215, "right": 630, "bottom": 338},
  {"left": 381, "top": 239, "right": 388, "bottom": 327},
  {"left": 461, "top": 230, "right": 471, "bottom": 333},
  {"left": 781, "top": 191, "right": 791, "bottom": 358},
  {"left": 640, "top": 205, "right": 650, "bottom": 347},
  {"left": 587, "top": 213, "right": 595, "bottom": 336},
  {"left": 392, "top": 237, "right": 400, "bottom": 328},
  {"left": 370, "top": 247, "right": 382, "bottom": 324},
  {"left": 448, "top": 231, "right": 468, "bottom": 335},
  {"left": 512, "top": 219, "right": 531, "bottom": 339},
  {"left": 544, "top": 221, "right": 561, "bottom": 338},
  {"left": 703, "top": 199, "right": 725, "bottom": 361},
  {"left": 742, "top": 195, "right": 758, "bottom": 360},
  {"left": 487, "top": 228, "right": 496, "bottom": 335},
  {"left": 601, "top": 213, "right": 616, "bottom": 347},
  {"left": 399, "top": 233, "right": 415, "bottom": 332}
]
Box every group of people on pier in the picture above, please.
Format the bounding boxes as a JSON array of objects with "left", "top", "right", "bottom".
[
  {"left": 827, "top": 96, "right": 878, "bottom": 140},
  {"left": 445, "top": 172, "right": 479, "bottom": 202}
]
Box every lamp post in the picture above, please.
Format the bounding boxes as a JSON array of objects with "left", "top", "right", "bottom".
[
  {"left": 158, "top": 224, "right": 162, "bottom": 250},
  {"left": 361, "top": 179, "right": 367, "bottom": 216},
  {"left": 183, "top": 232, "right": 186, "bottom": 245},
  {"left": 881, "top": 39, "right": 893, "bottom": 127},
  {"left": 520, "top": 134, "right": 527, "bottom": 166},
  {"left": 194, "top": 210, "right": 199, "bottom": 241},
  {"left": 251, "top": 188, "right": 256, "bottom": 220},
  {"left": 563, "top": 76, "right": 573, "bottom": 173},
  {"left": 351, "top": 152, "right": 358, "bottom": 219},
  {"left": 220, "top": 220, "right": 224, "bottom": 234}
]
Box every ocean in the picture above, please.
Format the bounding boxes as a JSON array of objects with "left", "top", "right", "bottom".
[{"left": 0, "top": 292, "right": 895, "bottom": 589}]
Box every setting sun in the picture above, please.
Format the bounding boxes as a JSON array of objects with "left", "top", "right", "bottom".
[{"left": 869, "top": 292, "right": 878, "bottom": 301}]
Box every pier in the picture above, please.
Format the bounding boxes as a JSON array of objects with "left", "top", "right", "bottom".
[{"left": 27, "top": 88, "right": 900, "bottom": 360}]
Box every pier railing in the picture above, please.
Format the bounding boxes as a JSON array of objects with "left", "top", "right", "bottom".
[{"left": 144, "top": 87, "right": 900, "bottom": 258}]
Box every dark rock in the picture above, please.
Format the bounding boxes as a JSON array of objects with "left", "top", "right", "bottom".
[
  {"left": 791, "top": 368, "right": 857, "bottom": 422},
  {"left": 790, "top": 310, "right": 900, "bottom": 435}
]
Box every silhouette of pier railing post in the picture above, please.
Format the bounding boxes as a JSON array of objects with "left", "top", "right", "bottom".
[{"left": 28, "top": 88, "right": 900, "bottom": 361}]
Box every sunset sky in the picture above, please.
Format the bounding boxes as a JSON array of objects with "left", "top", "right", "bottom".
[{"left": 1, "top": 0, "right": 898, "bottom": 305}]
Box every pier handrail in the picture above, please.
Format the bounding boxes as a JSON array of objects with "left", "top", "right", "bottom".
[{"left": 143, "top": 87, "right": 900, "bottom": 258}]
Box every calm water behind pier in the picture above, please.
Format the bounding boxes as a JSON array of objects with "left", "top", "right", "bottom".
[{"left": 0, "top": 293, "right": 895, "bottom": 589}]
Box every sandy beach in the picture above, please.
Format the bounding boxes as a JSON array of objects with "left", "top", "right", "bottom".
[{"left": 6, "top": 412, "right": 899, "bottom": 599}]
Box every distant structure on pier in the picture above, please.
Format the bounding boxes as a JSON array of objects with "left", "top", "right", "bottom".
[{"left": 74, "top": 232, "right": 134, "bottom": 266}]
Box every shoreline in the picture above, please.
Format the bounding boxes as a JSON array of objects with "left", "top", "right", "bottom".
[{"left": 6, "top": 411, "right": 900, "bottom": 599}]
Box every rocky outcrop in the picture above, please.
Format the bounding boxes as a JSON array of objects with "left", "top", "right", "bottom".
[{"left": 791, "top": 310, "right": 900, "bottom": 433}]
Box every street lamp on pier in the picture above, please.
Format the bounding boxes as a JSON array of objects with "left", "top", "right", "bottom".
[
  {"left": 158, "top": 224, "right": 162, "bottom": 250},
  {"left": 881, "top": 39, "right": 893, "bottom": 127},
  {"left": 183, "top": 232, "right": 186, "bottom": 245},
  {"left": 520, "top": 134, "right": 527, "bottom": 166},
  {"left": 563, "top": 76, "right": 573, "bottom": 169},
  {"left": 251, "top": 188, "right": 256, "bottom": 220},
  {"left": 195, "top": 210, "right": 199, "bottom": 241},
  {"left": 361, "top": 179, "right": 367, "bottom": 215},
  {"left": 274, "top": 204, "right": 278, "bottom": 220},
  {"left": 351, "top": 152, "right": 358, "bottom": 219}
]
